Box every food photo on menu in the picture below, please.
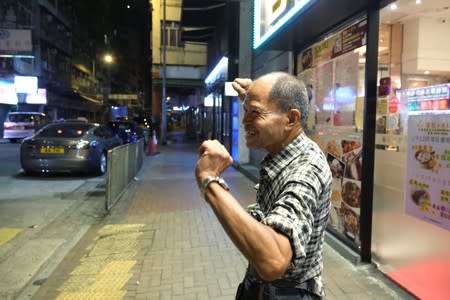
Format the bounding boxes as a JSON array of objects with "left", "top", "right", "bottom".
[
  {"left": 413, "top": 145, "right": 440, "bottom": 172},
  {"left": 325, "top": 139, "right": 342, "bottom": 159},
  {"left": 410, "top": 187, "right": 431, "bottom": 212},
  {"left": 339, "top": 201, "right": 360, "bottom": 241},
  {"left": 341, "top": 179, "right": 361, "bottom": 209},
  {"left": 341, "top": 140, "right": 362, "bottom": 180},
  {"left": 327, "top": 154, "right": 345, "bottom": 179}
]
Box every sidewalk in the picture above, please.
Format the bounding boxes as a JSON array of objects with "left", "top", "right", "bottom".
[{"left": 32, "top": 138, "right": 416, "bottom": 300}]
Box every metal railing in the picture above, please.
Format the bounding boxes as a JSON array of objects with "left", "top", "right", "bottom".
[{"left": 105, "top": 139, "right": 144, "bottom": 211}]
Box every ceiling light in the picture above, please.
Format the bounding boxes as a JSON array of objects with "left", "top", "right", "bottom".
[
  {"left": 205, "top": 57, "right": 228, "bottom": 85},
  {"left": 390, "top": 3, "right": 398, "bottom": 10},
  {"left": 424, "top": 71, "right": 430, "bottom": 74},
  {"left": 416, "top": 0, "right": 421, "bottom": 4}
]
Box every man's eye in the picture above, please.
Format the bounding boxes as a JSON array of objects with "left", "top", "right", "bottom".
[{"left": 250, "top": 111, "right": 260, "bottom": 118}]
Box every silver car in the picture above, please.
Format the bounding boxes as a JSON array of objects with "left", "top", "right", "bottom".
[
  {"left": 20, "top": 122, "right": 122, "bottom": 175},
  {"left": 3, "top": 112, "right": 50, "bottom": 143}
]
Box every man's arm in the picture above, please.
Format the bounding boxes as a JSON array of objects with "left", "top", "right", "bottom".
[
  {"left": 195, "top": 140, "right": 292, "bottom": 281},
  {"left": 205, "top": 182, "right": 293, "bottom": 281}
]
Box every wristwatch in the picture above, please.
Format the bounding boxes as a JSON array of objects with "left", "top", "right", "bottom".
[{"left": 200, "top": 176, "right": 230, "bottom": 199}]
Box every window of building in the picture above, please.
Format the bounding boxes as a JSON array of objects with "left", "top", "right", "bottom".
[{"left": 160, "top": 21, "right": 182, "bottom": 47}]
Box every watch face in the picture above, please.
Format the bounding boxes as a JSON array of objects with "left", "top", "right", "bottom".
[{"left": 218, "top": 178, "right": 230, "bottom": 190}]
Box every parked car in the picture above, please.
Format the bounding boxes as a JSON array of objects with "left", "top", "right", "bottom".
[
  {"left": 107, "top": 120, "right": 144, "bottom": 144},
  {"left": 3, "top": 112, "right": 50, "bottom": 143},
  {"left": 20, "top": 122, "right": 122, "bottom": 175}
]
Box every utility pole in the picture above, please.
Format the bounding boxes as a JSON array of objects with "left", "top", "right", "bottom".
[{"left": 161, "top": 0, "right": 167, "bottom": 145}]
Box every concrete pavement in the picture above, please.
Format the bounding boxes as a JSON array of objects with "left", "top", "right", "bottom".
[{"left": 30, "top": 136, "right": 416, "bottom": 300}]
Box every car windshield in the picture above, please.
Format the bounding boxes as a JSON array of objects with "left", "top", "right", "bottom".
[
  {"left": 37, "top": 124, "right": 94, "bottom": 138},
  {"left": 8, "top": 114, "right": 38, "bottom": 122}
]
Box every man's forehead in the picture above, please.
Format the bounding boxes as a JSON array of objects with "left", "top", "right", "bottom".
[
  {"left": 245, "top": 80, "right": 270, "bottom": 103},
  {"left": 243, "top": 90, "right": 264, "bottom": 108}
]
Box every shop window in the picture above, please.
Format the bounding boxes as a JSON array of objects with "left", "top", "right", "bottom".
[
  {"left": 373, "top": 2, "right": 450, "bottom": 299},
  {"left": 296, "top": 17, "right": 367, "bottom": 251}
]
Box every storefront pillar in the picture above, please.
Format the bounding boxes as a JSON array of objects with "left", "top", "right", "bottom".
[{"left": 360, "top": 3, "right": 380, "bottom": 263}]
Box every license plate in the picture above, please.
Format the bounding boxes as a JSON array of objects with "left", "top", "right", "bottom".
[
  {"left": 15, "top": 126, "right": 24, "bottom": 130},
  {"left": 40, "top": 147, "right": 64, "bottom": 154}
]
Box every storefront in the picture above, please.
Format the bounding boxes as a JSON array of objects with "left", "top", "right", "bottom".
[
  {"left": 247, "top": 0, "right": 450, "bottom": 298},
  {"left": 203, "top": 57, "right": 237, "bottom": 155}
]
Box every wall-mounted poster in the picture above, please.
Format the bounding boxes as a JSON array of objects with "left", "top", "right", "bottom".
[
  {"left": 326, "top": 137, "right": 363, "bottom": 246},
  {"left": 315, "top": 61, "right": 333, "bottom": 126},
  {"left": 405, "top": 114, "right": 450, "bottom": 231},
  {"left": 334, "top": 52, "right": 359, "bottom": 126}
]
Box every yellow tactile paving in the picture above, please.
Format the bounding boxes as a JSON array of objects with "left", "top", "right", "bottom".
[
  {"left": 55, "top": 291, "right": 126, "bottom": 300},
  {"left": 88, "top": 238, "right": 141, "bottom": 256},
  {"left": 55, "top": 224, "right": 143, "bottom": 300},
  {"left": 70, "top": 261, "right": 106, "bottom": 276},
  {"left": 0, "top": 227, "right": 23, "bottom": 246},
  {"left": 88, "top": 273, "right": 133, "bottom": 291},
  {"left": 99, "top": 260, "right": 136, "bottom": 275},
  {"left": 58, "top": 275, "right": 97, "bottom": 292},
  {"left": 97, "top": 224, "right": 145, "bottom": 235},
  {"left": 80, "top": 251, "right": 139, "bottom": 262}
]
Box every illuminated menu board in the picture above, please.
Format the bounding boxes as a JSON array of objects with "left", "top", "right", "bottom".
[{"left": 403, "top": 84, "right": 450, "bottom": 113}]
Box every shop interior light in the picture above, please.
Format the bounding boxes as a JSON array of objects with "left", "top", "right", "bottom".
[
  {"left": 0, "top": 54, "right": 34, "bottom": 58},
  {"left": 204, "top": 57, "right": 228, "bottom": 85},
  {"left": 253, "top": 0, "right": 312, "bottom": 49},
  {"left": 416, "top": 0, "right": 421, "bottom": 4},
  {"left": 390, "top": 3, "right": 398, "bottom": 10}
]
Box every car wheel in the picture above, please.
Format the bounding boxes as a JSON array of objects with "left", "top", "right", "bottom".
[{"left": 98, "top": 152, "right": 107, "bottom": 175}]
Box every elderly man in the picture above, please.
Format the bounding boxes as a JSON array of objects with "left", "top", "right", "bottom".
[{"left": 195, "top": 72, "right": 332, "bottom": 299}]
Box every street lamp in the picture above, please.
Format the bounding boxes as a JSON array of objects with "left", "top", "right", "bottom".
[{"left": 104, "top": 53, "right": 114, "bottom": 64}]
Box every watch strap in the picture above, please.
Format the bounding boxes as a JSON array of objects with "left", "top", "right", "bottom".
[{"left": 200, "top": 176, "right": 230, "bottom": 199}]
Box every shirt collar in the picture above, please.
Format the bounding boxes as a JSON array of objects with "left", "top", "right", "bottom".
[{"left": 260, "top": 132, "right": 308, "bottom": 180}]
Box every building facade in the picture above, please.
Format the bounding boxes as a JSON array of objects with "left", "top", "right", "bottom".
[
  {"left": 1, "top": 0, "right": 151, "bottom": 138},
  {"left": 150, "top": 0, "right": 208, "bottom": 143},
  {"left": 231, "top": 1, "right": 450, "bottom": 299}
]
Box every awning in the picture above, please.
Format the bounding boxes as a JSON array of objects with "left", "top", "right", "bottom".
[{"left": 180, "top": 1, "right": 227, "bottom": 42}]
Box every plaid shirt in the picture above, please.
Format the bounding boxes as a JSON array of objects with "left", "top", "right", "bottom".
[{"left": 246, "top": 132, "right": 332, "bottom": 296}]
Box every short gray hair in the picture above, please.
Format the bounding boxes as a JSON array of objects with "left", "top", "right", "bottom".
[{"left": 266, "top": 72, "right": 309, "bottom": 127}]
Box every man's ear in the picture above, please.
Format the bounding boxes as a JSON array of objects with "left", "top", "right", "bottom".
[{"left": 287, "top": 109, "right": 301, "bottom": 127}]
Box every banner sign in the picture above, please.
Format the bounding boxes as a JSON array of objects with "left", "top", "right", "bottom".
[
  {"left": 331, "top": 19, "right": 367, "bottom": 58},
  {"left": 0, "top": 29, "right": 32, "bottom": 54}
]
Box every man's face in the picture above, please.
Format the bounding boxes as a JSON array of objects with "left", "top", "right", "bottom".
[{"left": 242, "top": 78, "right": 288, "bottom": 155}]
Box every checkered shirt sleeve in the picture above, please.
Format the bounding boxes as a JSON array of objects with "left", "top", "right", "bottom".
[{"left": 249, "top": 133, "right": 332, "bottom": 283}]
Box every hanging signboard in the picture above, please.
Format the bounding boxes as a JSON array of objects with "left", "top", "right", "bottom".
[
  {"left": 0, "top": 29, "right": 32, "bottom": 54},
  {"left": 253, "top": 0, "right": 314, "bottom": 49}
]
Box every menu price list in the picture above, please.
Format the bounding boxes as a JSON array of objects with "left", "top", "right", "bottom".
[{"left": 401, "top": 83, "right": 450, "bottom": 112}]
